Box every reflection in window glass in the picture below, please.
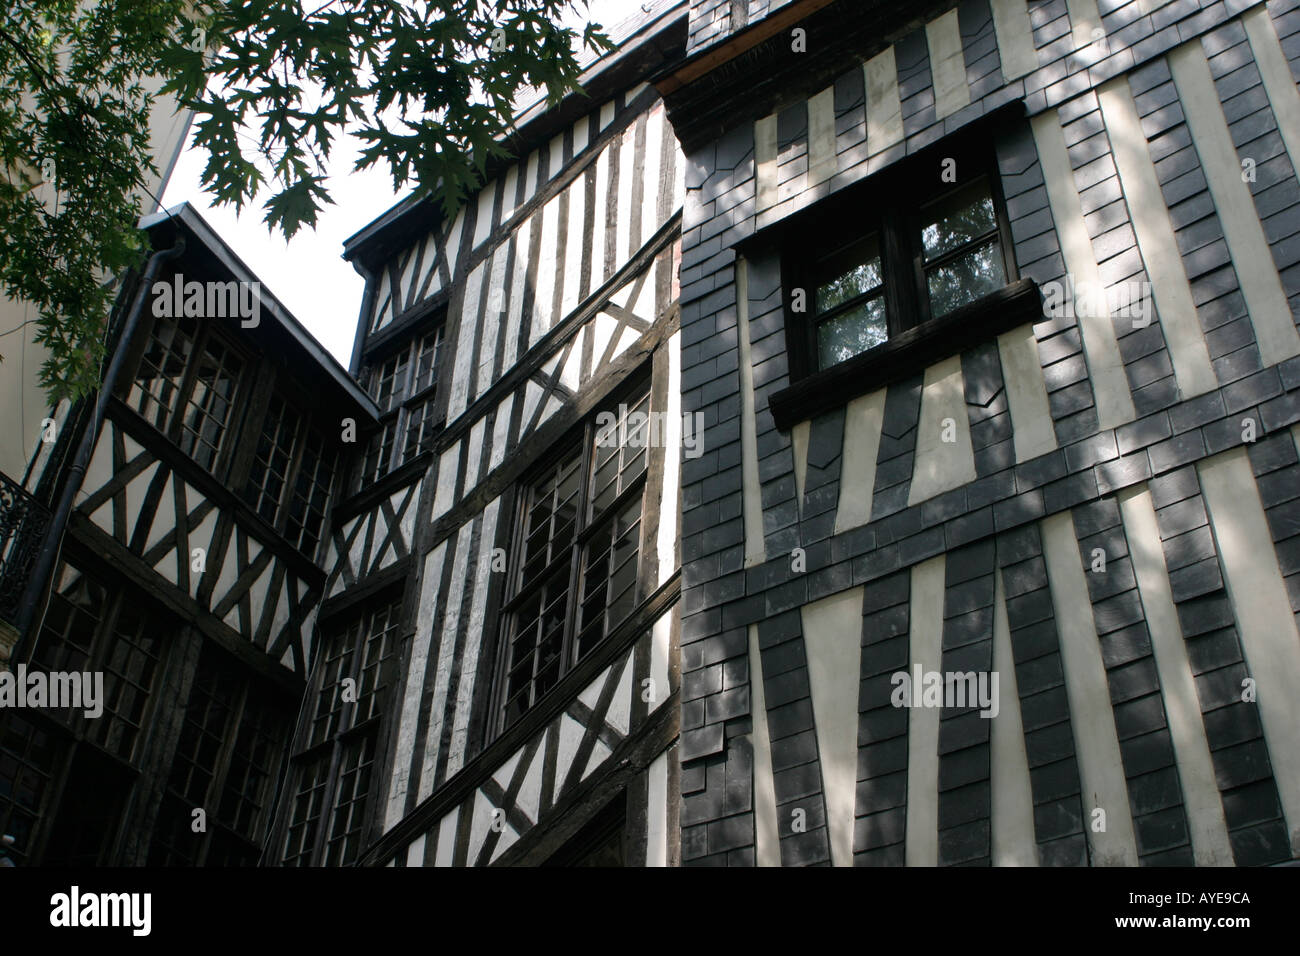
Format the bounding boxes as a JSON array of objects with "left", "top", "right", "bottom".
[
  {"left": 817, "top": 298, "right": 889, "bottom": 368},
  {"left": 926, "top": 241, "right": 1005, "bottom": 317},
  {"left": 921, "top": 178, "right": 1005, "bottom": 318},
  {"left": 921, "top": 179, "right": 998, "bottom": 259},
  {"left": 815, "top": 259, "right": 882, "bottom": 314},
  {"left": 813, "top": 234, "right": 887, "bottom": 369}
]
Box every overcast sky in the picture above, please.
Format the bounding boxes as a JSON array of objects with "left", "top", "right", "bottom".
[{"left": 159, "top": 0, "right": 652, "bottom": 366}]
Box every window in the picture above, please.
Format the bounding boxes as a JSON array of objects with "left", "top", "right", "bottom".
[
  {"left": 788, "top": 148, "right": 1014, "bottom": 375},
  {"left": 245, "top": 394, "right": 337, "bottom": 556},
  {"left": 358, "top": 324, "right": 444, "bottom": 487},
  {"left": 8, "top": 561, "right": 178, "bottom": 864},
  {"left": 129, "top": 313, "right": 245, "bottom": 471},
  {"left": 31, "top": 564, "right": 165, "bottom": 763},
  {"left": 495, "top": 384, "right": 650, "bottom": 731},
  {"left": 0, "top": 716, "right": 63, "bottom": 864},
  {"left": 6, "top": 559, "right": 299, "bottom": 865},
  {"left": 148, "top": 647, "right": 291, "bottom": 866},
  {"left": 282, "top": 596, "right": 402, "bottom": 866},
  {"left": 90, "top": 600, "right": 165, "bottom": 761}
]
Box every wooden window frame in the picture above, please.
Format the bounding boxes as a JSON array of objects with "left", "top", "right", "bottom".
[
  {"left": 244, "top": 393, "right": 337, "bottom": 558},
  {"left": 488, "top": 374, "right": 653, "bottom": 738},
  {"left": 278, "top": 590, "right": 403, "bottom": 867},
  {"left": 781, "top": 138, "right": 1018, "bottom": 383},
  {"left": 27, "top": 562, "right": 170, "bottom": 765},
  {"left": 124, "top": 310, "right": 344, "bottom": 560},
  {"left": 356, "top": 321, "right": 446, "bottom": 490},
  {"left": 147, "top": 644, "right": 292, "bottom": 866},
  {"left": 126, "top": 311, "right": 253, "bottom": 480},
  {"left": 766, "top": 116, "right": 1049, "bottom": 429}
]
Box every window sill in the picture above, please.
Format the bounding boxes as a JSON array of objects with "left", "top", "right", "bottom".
[{"left": 769, "top": 279, "right": 1041, "bottom": 431}]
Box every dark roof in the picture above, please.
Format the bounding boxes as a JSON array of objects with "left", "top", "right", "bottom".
[{"left": 139, "top": 202, "right": 379, "bottom": 420}]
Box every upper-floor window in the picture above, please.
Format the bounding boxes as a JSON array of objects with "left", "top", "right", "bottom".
[
  {"left": 32, "top": 564, "right": 165, "bottom": 763},
  {"left": 245, "top": 395, "right": 337, "bottom": 556},
  {"left": 357, "top": 324, "right": 444, "bottom": 487},
  {"left": 494, "top": 383, "right": 650, "bottom": 732},
  {"left": 148, "top": 646, "right": 291, "bottom": 866},
  {"left": 129, "top": 313, "right": 245, "bottom": 471},
  {"left": 787, "top": 147, "right": 1013, "bottom": 374},
  {"left": 281, "top": 595, "right": 402, "bottom": 866}
]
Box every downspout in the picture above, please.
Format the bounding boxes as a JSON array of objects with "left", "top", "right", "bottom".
[{"left": 12, "top": 237, "right": 187, "bottom": 642}]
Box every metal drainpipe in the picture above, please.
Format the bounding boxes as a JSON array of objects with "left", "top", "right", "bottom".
[{"left": 12, "top": 237, "right": 187, "bottom": 641}]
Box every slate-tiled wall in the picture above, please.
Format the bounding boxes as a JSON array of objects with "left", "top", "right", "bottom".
[{"left": 669, "top": 0, "right": 1300, "bottom": 865}]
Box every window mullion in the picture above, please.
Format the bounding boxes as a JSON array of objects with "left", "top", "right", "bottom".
[
  {"left": 279, "top": 415, "right": 311, "bottom": 536},
  {"left": 307, "top": 740, "right": 345, "bottom": 866},
  {"left": 903, "top": 187, "right": 934, "bottom": 331},
  {"left": 921, "top": 228, "right": 1001, "bottom": 271},
  {"left": 202, "top": 671, "right": 247, "bottom": 851},
  {"left": 167, "top": 326, "right": 207, "bottom": 445},
  {"left": 392, "top": 407, "right": 410, "bottom": 471},
  {"left": 562, "top": 424, "right": 596, "bottom": 673}
]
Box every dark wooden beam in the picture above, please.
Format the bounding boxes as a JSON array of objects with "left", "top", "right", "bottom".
[
  {"left": 493, "top": 695, "right": 678, "bottom": 866},
  {"left": 656, "top": 0, "right": 959, "bottom": 153},
  {"left": 355, "top": 572, "right": 680, "bottom": 866}
]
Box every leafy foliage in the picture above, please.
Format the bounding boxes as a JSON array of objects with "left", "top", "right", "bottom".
[{"left": 0, "top": 0, "right": 611, "bottom": 403}]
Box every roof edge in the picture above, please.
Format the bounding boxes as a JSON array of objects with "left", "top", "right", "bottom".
[
  {"left": 140, "top": 202, "right": 379, "bottom": 417},
  {"left": 341, "top": 0, "right": 688, "bottom": 269}
]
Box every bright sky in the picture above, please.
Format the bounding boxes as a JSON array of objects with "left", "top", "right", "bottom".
[{"left": 159, "top": 0, "right": 652, "bottom": 366}]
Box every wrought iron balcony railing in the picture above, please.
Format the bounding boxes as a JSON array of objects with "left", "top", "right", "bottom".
[{"left": 0, "top": 471, "right": 51, "bottom": 625}]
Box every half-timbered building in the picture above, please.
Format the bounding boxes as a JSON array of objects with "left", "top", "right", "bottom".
[
  {"left": 11, "top": 0, "right": 1300, "bottom": 870},
  {"left": 0, "top": 0, "right": 690, "bottom": 868},
  {"left": 330, "top": 0, "right": 688, "bottom": 867},
  {"left": 0, "top": 202, "right": 376, "bottom": 864},
  {"left": 659, "top": 0, "right": 1300, "bottom": 866}
]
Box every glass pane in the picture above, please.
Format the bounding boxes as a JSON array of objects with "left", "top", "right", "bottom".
[
  {"left": 503, "top": 567, "right": 569, "bottom": 729},
  {"left": 0, "top": 716, "right": 63, "bottom": 863},
  {"left": 412, "top": 327, "right": 443, "bottom": 394},
  {"left": 590, "top": 388, "right": 649, "bottom": 518},
  {"left": 921, "top": 179, "right": 998, "bottom": 262},
  {"left": 92, "top": 601, "right": 165, "bottom": 761},
  {"left": 324, "top": 732, "right": 376, "bottom": 866},
  {"left": 285, "top": 428, "right": 334, "bottom": 555},
  {"left": 925, "top": 238, "right": 1006, "bottom": 317},
  {"left": 576, "top": 495, "right": 642, "bottom": 660},
  {"left": 129, "top": 314, "right": 197, "bottom": 432},
  {"left": 178, "top": 337, "right": 242, "bottom": 470},
  {"left": 247, "top": 396, "right": 300, "bottom": 524},
  {"left": 369, "top": 352, "right": 409, "bottom": 414},
  {"left": 817, "top": 296, "right": 888, "bottom": 368},
  {"left": 814, "top": 234, "right": 883, "bottom": 314},
  {"left": 520, "top": 447, "right": 581, "bottom": 586},
  {"left": 282, "top": 755, "right": 330, "bottom": 866}
]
